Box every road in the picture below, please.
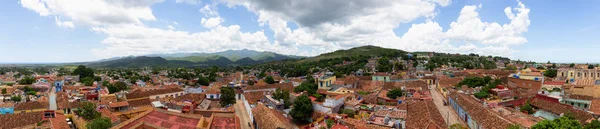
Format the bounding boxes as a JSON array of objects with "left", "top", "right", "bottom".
[
  {"left": 429, "top": 86, "right": 463, "bottom": 126},
  {"left": 234, "top": 100, "right": 252, "bottom": 129},
  {"left": 49, "top": 85, "right": 57, "bottom": 110}
]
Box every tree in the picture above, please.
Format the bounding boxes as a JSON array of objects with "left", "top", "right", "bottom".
[
  {"left": 264, "top": 76, "right": 275, "bottom": 84},
  {"left": 449, "top": 124, "right": 468, "bottom": 129},
  {"left": 507, "top": 124, "right": 521, "bottom": 129},
  {"left": 340, "top": 109, "right": 355, "bottom": 118},
  {"left": 73, "top": 65, "right": 94, "bottom": 80},
  {"left": 18, "top": 77, "right": 35, "bottom": 85},
  {"left": 26, "top": 91, "right": 37, "bottom": 96},
  {"left": 585, "top": 119, "right": 600, "bottom": 129},
  {"left": 11, "top": 96, "right": 21, "bottom": 102},
  {"left": 247, "top": 80, "right": 255, "bottom": 86},
  {"left": 290, "top": 95, "right": 314, "bottom": 121},
  {"left": 474, "top": 91, "right": 489, "bottom": 99},
  {"left": 257, "top": 71, "right": 266, "bottom": 79},
  {"left": 1, "top": 88, "right": 6, "bottom": 94},
  {"left": 86, "top": 117, "right": 112, "bottom": 129},
  {"left": 386, "top": 88, "right": 403, "bottom": 99},
  {"left": 77, "top": 102, "right": 101, "bottom": 120},
  {"left": 219, "top": 87, "right": 236, "bottom": 106},
  {"left": 107, "top": 81, "right": 128, "bottom": 94},
  {"left": 544, "top": 69, "right": 558, "bottom": 78},
  {"left": 531, "top": 116, "right": 582, "bottom": 129},
  {"left": 570, "top": 63, "right": 575, "bottom": 68},
  {"left": 589, "top": 65, "right": 595, "bottom": 69},
  {"left": 505, "top": 66, "right": 517, "bottom": 70},
  {"left": 325, "top": 119, "right": 334, "bottom": 128},
  {"left": 520, "top": 103, "right": 534, "bottom": 114},
  {"left": 81, "top": 77, "right": 95, "bottom": 86},
  {"left": 272, "top": 89, "right": 291, "bottom": 108},
  {"left": 294, "top": 82, "right": 318, "bottom": 95},
  {"left": 197, "top": 76, "right": 210, "bottom": 86},
  {"left": 377, "top": 57, "right": 392, "bottom": 72}
]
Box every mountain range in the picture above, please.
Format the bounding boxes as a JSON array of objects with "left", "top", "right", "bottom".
[
  {"left": 86, "top": 49, "right": 304, "bottom": 68},
  {"left": 85, "top": 45, "right": 419, "bottom": 68}
]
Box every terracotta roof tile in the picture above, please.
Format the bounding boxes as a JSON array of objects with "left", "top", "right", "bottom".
[
  {"left": 14, "top": 101, "right": 48, "bottom": 110},
  {"left": 0, "top": 111, "right": 43, "bottom": 128},
  {"left": 109, "top": 101, "right": 130, "bottom": 108},
  {"left": 127, "top": 98, "right": 152, "bottom": 107},
  {"left": 251, "top": 104, "right": 296, "bottom": 129},
  {"left": 589, "top": 99, "right": 600, "bottom": 115},
  {"left": 243, "top": 92, "right": 265, "bottom": 105},
  {"left": 406, "top": 100, "right": 446, "bottom": 129},
  {"left": 244, "top": 82, "right": 294, "bottom": 92},
  {"left": 448, "top": 91, "right": 514, "bottom": 128},
  {"left": 126, "top": 88, "right": 184, "bottom": 99},
  {"left": 530, "top": 98, "right": 593, "bottom": 123}
]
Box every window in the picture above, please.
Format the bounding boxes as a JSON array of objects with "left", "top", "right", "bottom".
[
  {"left": 562, "top": 73, "right": 564, "bottom": 77},
  {"left": 155, "top": 96, "right": 159, "bottom": 99}
]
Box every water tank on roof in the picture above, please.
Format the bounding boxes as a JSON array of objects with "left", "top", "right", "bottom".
[
  {"left": 398, "top": 100, "right": 403, "bottom": 104},
  {"left": 535, "top": 77, "right": 539, "bottom": 81}
]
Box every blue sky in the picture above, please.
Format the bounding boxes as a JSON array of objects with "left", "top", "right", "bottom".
[{"left": 1, "top": 0, "right": 599, "bottom": 63}]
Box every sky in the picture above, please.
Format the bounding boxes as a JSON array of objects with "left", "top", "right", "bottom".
[{"left": 1, "top": 0, "right": 599, "bottom": 63}]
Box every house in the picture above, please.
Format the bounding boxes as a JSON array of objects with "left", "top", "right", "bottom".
[
  {"left": 112, "top": 108, "right": 226, "bottom": 129},
  {"left": 252, "top": 104, "right": 297, "bottom": 129},
  {"left": 507, "top": 77, "right": 542, "bottom": 98},
  {"left": 368, "top": 107, "right": 407, "bottom": 128},
  {"left": 108, "top": 101, "right": 130, "bottom": 112},
  {"left": 261, "top": 95, "right": 285, "bottom": 110},
  {"left": 561, "top": 94, "right": 593, "bottom": 110},
  {"left": 318, "top": 76, "right": 337, "bottom": 90},
  {"left": 54, "top": 80, "right": 64, "bottom": 92},
  {"left": 14, "top": 101, "right": 49, "bottom": 113},
  {"left": 420, "top": 76, "right": 437, "bottom": 86},
  {"left": 448, "top": 90, "right": 514, "bottom": 129},
  {"left": 0, "top": 111, "right": 43, "bottom": 128},
  {"left": 405, "top": 100, "right": 447, "bottom": 129},
  {"left": 0, "top": 103, "right": 14, "bottom": 114},
  {"left": 372, "top": 72, "right": 391, "bottom": 82},
  {"left": 530, "top": 98, "right": 593, "bottom": 124},
  {"left": 244, "top": 82, "right": 294, "bottom": 94},
  {"left": 126, "top": 88, "right": 185, "bottom": 100}
]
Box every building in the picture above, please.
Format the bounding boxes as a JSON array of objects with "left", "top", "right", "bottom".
[
  {"left": 530, "top": 98, "right": 593, "bottom": 124},
  {"left": 556, "top": 69, "right": 600, "bottom": 83},
  {"left": 507, "top": 77, "right": 542, "bottom": 98},
  {"left": 405, "top": 100, "right": 447, "bottom": 129},
  {"left": 448, "top": 90, "right": 514, "bottom": 129},
  {"left": 372, "top": 72, "right": 391, "bottom": 82},
  {"left": 318, "top": 76, "right": 336, "bottom": 90},
  {"left": 252, "top": 104, "right": 297, "bottom": 129},
  {"left": 126, "top": 88, "right": 185, "bottom": 100}
]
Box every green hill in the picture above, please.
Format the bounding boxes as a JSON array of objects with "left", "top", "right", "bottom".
[{"left": 297, "top": 45, "right": 407, "bottom": 63}]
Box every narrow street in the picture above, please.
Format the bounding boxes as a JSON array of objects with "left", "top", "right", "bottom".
[
  {"left": 234, "top": 100, "right": 252, "bottom": 129},
  {"left": 49, "top": 85, "right": 57, "bottom": 110},
  {"left": 429, "top": 87, "right": 463, "bottom": 126}
]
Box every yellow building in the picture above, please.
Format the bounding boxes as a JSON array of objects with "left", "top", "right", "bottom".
[{"left": 318, "top": 76, "right": 336, "bottom": 90}]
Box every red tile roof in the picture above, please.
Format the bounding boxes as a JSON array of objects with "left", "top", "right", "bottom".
[
  {"left": 126, "top": 88, "right": 184, "bottom": 99},
  {"left": 116, "top": 109, "right": 202, "bottom": 129},
  {"left": 449, "top": 91, "right": 514, "bottom": 128},
  {"left": 244, "top": 82, "right": 294, "bottom": 92},
  {"left": 251, "top": 104, "right": 296, "bottom": 129},
  {"left": 589, "top": 99, "right": 600, "bottom": 115},
  {"left": 109, "top": 101, "right": 130, "bottom": 108},
  {"left": 406, "top": 100, "right": 447, "bottom": 129},
  {"left": 49, "top": 112, "right": 69, "bottom": 129},
  {"left": 0, "top": 111, "right": 43, "bottom": 128},
  {"left": 530, "top": 98, "right": 593, "bottom": 123}
]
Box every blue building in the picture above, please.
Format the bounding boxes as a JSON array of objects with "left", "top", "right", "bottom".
[
  {"left": 448, "top": 91, "right": 514, "bottom": 129},
  {"left": 0, "top": 104, "right": 14, "bottom": 114},
  {"left": 55, "top": 80, "right": 64, "bottom": 92}
]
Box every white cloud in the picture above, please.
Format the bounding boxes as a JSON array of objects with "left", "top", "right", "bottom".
[
  {"left": 175, "top": 0, "right": 200, "bottom": 5},
  {"left": 90, "top": 24, "right": 292, "bottom": 58},
  {"left": 20, "top": 0, "right": 162, "bottom": 27},
  {"left": 172, "top": 21, "right": 178, "bottom": 25},
  {"left": 221, "top": 0, "right": 530, "bottom": 57},
  {"left": 20, "top": 0, "right": 531, "bottom": 59},
  {"left": 54, "top": 16, "right": 75, "bottom": 28},
  {"left": 201, "top": 17, "right": 223, "bottom": 28}
]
